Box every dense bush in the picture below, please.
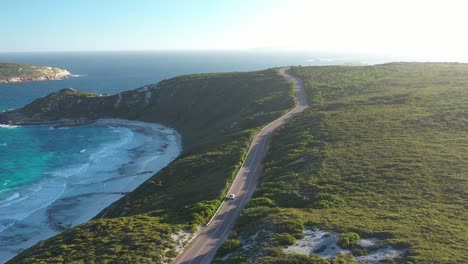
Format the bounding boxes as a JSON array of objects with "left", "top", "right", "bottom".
[
  {"left": 246, "top": 197, "right": 277, "bottom": 208},
  {"left": 276, "top": 219, "right": 304, "bottom": 234},
  {"left": 332, "top": 254, "right": 358, "bottom": 264},
  {"left": 338, "top": 232, "right": 360, "bottom": 249},
  {"left": 188, "top": 200, "right": 219, "bottom": 224},
  {"left": 165, "top": 250, "right": 178, "bottom": 258},
  {"left": 217, "top": 239, "right": 242, "bottom": 257},
  {"left": 275, "top": 233, "right": 297, "bottom": 246}
]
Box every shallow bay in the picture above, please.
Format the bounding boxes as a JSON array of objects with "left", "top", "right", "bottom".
[{"left": 0, "top": 119, "right": 181, "bottom": 262}]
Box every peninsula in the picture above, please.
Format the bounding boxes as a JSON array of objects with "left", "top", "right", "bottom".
[
  {"left": 2, "top": 63, "right": 467, "bottom": 264},
  {"left": 0, "top": 62, "right": 71, "bottom": 84}
]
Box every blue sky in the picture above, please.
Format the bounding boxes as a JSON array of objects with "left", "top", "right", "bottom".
[
  {"left": 2, "top": 0, "right": 280, "bottom": 52},
  {"left": 2, "top": 0, "right": 468, "bottom": 61}
]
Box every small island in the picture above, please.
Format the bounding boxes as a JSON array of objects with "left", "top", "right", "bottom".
[{"left": 0, "top": 62, "right": 71, "bottom": 84}]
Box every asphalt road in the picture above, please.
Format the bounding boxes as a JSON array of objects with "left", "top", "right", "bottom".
[{"left": 174, "top": 67, "right": 308, "bottom": 264}]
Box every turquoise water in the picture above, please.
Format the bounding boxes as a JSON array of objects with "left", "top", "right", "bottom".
[
  {"left": 0, "top": 123, "right": 124, "bottom": 234},
  {"left": 0, "top": 120, "right": 181, "bottom": 262},
  {"left": 0, "top": 125, "right": 119, "bottom": 194}
]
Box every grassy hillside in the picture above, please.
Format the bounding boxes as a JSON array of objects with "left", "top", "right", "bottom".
[
  {"left": 6, "top": 70, "right": 294, "bottom": 148},
  {"left": 217, "top": 63, "right": 468, "bottom": 264},
  {"left": 0, "top": 62, "right": 70, "bottom": 83},
  {"left": 7, "top": 70, "right": 295, "bottom": 263}
]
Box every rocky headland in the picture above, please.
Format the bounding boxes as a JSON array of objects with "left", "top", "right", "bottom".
[{"left": 0, "top": 63, "right": 71, "bottom": 84}]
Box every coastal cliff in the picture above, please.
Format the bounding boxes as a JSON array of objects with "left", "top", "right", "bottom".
[{"left": 0, "top": 62, "right": 71, "bottom": 84}]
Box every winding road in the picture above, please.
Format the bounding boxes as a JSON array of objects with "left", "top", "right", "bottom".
[{"left": 174, "top": 68, "right": 308, "bottom": 264}]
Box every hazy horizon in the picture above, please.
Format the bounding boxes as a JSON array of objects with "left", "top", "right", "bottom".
[
  {"left": 0, "top": 49, "right": 461, "bottom": 65},
  {"left": 2, "top": 0, "right": 468, "bottom": 62}
]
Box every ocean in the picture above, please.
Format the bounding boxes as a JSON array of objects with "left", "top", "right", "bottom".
[
  {"left": 0, "top": 51, "right": 386, "bottom": 110},
  {"left": 0, "top": 51, "right": 385, "bottom": 262}
]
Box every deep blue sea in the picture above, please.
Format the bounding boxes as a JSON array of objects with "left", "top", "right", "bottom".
[{"left": 0, "top": 51, "right": 387, "bottom": 261}]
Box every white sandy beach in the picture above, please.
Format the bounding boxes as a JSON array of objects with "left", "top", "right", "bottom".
[{"left": 0, "top": 119, "right": 182, "bottom": 263}]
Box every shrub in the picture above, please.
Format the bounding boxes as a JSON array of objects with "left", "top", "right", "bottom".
[
  {"left": 338, "top": 232, "right": 360, "bottom": 249},
  {"left": 165, "top": 249, "right": 178, "bottom": 258},
  {"left": 217, "top": 239, "right": 242, "bottom": 256},
  {"left": 275, "top": 233, "right": 297, "bottom": 246},
  {"left": 279, "top": 219, "right": 304, "bottom": 234},
  {"left": 262, "top": 253, "right": 329, "bottom": 264},
  {"left": 332, "top": 253, "right": 357, "bottom": 264},
  {"left": 262, "top": 247, "right": 284, "bottom": 257},
  {"left": 188, "top": 200, "right": 219, "bottom": 224},
  {"left": 246, "top": 197, "right": 276, "bottom": 208},
  {"left": 187, "top": 223, "right": 198, "bottom": 233}
]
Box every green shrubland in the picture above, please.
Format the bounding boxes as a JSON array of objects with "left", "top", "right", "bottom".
[
  {"left": 11, "top": 215, "right": 176, "bottom": 263},
  {"left": 217, "top": 63, "right": 468, "bottom": 264}
]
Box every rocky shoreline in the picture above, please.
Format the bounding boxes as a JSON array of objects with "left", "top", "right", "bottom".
[
  {"left": 0, "top": 65, "right": 71, "bottom": 84},
  {"left": 0, "top": 111, "right": 95, "bottom": 127},
  {"left": 0, "top": 104, "right": 95, "bottom": 127}
]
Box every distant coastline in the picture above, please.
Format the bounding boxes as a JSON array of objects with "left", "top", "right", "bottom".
[{"left": 0, "top": 63, "right": 71, "bottom": 84}]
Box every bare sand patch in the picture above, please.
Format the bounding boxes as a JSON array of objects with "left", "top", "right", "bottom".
[{"left": 285, "top": 228, "right": 406, "bottom": 263}]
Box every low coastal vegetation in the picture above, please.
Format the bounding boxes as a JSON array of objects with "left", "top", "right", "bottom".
[
  {"left": 24, "top": 215, "right": 177, "bottom": 263},
  {"left": 0, "top": 62, "right": 71, "bottom": 83},
  {"left": 215, "top": 63, "right": 467, "bottom": 264},
  {"left": 6, "top": 69, "right": 295, "bottom": 263}
]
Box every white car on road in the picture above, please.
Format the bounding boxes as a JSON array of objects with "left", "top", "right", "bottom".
[{"left": 227, "top": 194, "right": 236, "bottom": 200}]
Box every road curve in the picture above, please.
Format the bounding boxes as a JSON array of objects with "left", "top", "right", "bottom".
[{"left": 174, "top": 67, "right": 308, "bottom": 264}]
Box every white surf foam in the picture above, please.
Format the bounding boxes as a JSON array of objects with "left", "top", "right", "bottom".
[
  {"left": 0, "top": 193, "right": 20, "bottom": 204},
  {"left": 50, "top": 163, "right": 90, "bottom": 178},
  {"left": 0, "top": 179, "right": 66, "bottom": 220},
  {"left": 0, "top": 194, "right": 29, "bottom": 209},
  {"left": 0, "top": 124, "right": 18, "bottom": 129},
  {"left": 71, "top": 74, "right": 87, "bottom": 78},
  {"left": 0, "top": 119, "right": 182, "bottom": 263},
  {"left": 0, "top": 222, "right": 14, "bottom": 233}
]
